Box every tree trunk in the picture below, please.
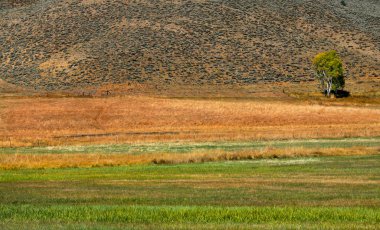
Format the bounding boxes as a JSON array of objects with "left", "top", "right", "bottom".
[
  {"left": 322, "top": 71, "right": 333, "bottom": 97},
  {"left": 326, "top": 79, "right": 332, "bottom": 97}
]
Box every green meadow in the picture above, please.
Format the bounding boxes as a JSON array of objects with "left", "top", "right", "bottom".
[{"left": 1, "top": 154, "right": 379, "bottom": 229}]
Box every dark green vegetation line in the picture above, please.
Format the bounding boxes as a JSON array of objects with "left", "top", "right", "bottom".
[
  {"left": 1, "top": 206, "right": 379, "bottom": 225},
  {"left": 0, "top": 155, "right": 380, "bottom": 228},
  {"left": 1, "top": 137, "right": 380, "bottom": 154}
]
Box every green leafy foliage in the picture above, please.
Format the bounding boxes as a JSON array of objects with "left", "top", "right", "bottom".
[{"left": 312, "top": 50, "right": 346, "bottom": 96}]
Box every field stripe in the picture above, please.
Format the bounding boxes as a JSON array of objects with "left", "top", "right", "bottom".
[
  {"left": 1, "top": 137, "right": 380, "bottom": 155},
  {"left": 1, "top": 205, "right": 379, "bottom": 224}
]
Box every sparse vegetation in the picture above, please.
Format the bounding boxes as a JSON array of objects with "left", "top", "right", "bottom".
[{"left": 0, "top": 0, "right": 379, "bottom": 90}]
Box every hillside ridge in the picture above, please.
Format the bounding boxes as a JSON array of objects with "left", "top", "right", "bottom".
[{"left": 0, "top": 0, "right": 379, "bottom": 91}]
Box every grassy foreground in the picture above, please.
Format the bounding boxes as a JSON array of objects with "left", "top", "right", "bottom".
[
  {"left": 1, "top": 206, "right": 379, "bottom": 229},
  {"left": 0, "top": 154, "right": 379, "bottom": 229}
]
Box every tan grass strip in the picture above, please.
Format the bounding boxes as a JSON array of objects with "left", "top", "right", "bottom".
[{"left": 0, "top": 147, "right": 378, "bottom": 170}]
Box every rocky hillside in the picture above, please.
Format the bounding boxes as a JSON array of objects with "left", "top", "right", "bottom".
[{"left": 0, "top": 0, "right": 379, "bottom": 91}]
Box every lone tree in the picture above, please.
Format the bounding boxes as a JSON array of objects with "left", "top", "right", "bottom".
[{"left": 312, "top": 50, "right": 346, "bottom": 97}]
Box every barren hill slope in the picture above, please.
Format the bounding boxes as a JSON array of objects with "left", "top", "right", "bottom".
[{"left": 0, "top": 0, "right": 379, "bottom": 91}]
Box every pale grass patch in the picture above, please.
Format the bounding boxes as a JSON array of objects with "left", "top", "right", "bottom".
[
  {"left": 81, "top": 0, "right": 105, "bottom": 5},
  {"left": 230, "top": 158, "right": 321, "bottom": 166},
  {"left": 45, "top": 145, "right": 92, "bottom": 152}
]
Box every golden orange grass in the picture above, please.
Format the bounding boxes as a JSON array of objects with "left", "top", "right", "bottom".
[
  {"left": 1, "top": 96, "right": 380, "bottom": 147},
  {"left": 0, "top": 147, "right": 378, "bottom": 170}
]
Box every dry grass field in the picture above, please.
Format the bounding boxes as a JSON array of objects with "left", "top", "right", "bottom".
[{"left": 1, "top": 94, "right": 380, "bottom": 147}]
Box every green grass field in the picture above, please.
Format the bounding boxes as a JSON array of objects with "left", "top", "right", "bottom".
[{"left": 1, "top": 154, "right": 379, "bottom": 229}]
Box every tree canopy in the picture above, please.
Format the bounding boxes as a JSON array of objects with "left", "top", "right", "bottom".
[{"left": 312, "top": 50, "right": 345, "bottom": 97}]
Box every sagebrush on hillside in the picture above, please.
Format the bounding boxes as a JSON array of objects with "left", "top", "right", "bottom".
[{"left": 0, "top": 0, "right": 378, "bottom": 91}]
